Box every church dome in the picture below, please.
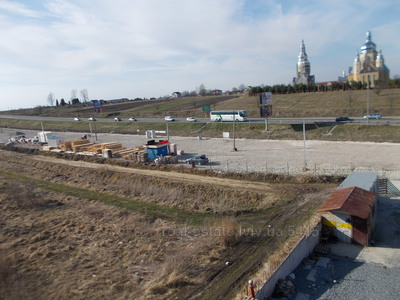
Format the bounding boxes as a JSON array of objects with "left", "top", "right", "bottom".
[{"left": 360, "top": 31, "right": 376, "bottom": 53}]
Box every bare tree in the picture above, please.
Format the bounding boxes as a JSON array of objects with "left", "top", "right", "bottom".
[
  {"left": 80, "top": 89, "right": 89, "bottom": 102},
  {"left": 238, "top": 84, "right": 247, "bottom": 92},
  {"left": 70, "top": 89, "right": 77, "bottom": 101},
  {"left": 47, "top": 92, "right": 55, "bottom": 106},
  {"left": 198, "top": 84, "right": 206, "bottom": 97}
]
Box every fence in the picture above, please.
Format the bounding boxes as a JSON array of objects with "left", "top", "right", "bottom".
[{"left": 205, "top": 160, "right": 400, "bottom": 180}]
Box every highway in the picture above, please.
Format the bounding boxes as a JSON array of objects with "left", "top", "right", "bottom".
[{"left": 0, "top": 114, "right": 399, "bottom": 125}]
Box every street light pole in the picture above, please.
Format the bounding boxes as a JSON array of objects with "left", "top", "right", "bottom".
[
  {"left": 303, "top": 120, "right": 307, "bottom": 170},
  {"left": 233, "top": 113, "right": 236, "bottom": 151},
  {"left": 367, "top": 81, "right": 370, "bottom": 115}
]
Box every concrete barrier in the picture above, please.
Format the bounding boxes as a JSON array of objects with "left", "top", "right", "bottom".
[{"left": 255, "top": 223, "right": 321, "bottom": 299}]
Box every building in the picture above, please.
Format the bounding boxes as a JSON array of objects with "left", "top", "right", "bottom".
[
  {"left": 292, "top": 40, "right": 315, "bottom": 86},
  {"left": 347, "top": 31, "right": 390, "bottom": 87},
  {"left": 337, "top": 172, "right": 379, "bottom": 194},
  {"left": 171, "top": 92, "right": 182, "bottom": 98},
  {"left": 145, "top": 140, "right": 170, "bottom": 159},
  {"left": 211, "top": 89, "right": 223, "bottom": 95},
  {"left": 319, "top": 186, "right": 377, "bottom": 246}
]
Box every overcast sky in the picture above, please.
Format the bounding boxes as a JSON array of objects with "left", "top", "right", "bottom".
[{"left": 0, "top": 0, "right": 399, "bottom": 110}]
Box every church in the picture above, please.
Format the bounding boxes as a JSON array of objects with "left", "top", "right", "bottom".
[
  {"left": 347, "top": 31, "right": 390, "bottom": 87},
  {"left": 292, "top": 40, "right": 315, "bottom": 86}
]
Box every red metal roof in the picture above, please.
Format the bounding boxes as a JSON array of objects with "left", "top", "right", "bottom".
[{"left": 319, "top": 186, "right": 377, "bottom": 219}]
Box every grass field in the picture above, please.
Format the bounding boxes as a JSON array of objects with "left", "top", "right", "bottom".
[
  {"left": 2, "top": 89, "right": 400, "bottom": 119},
  {"left": 1, "top": 117, "right": 399, "bottom": 143}
]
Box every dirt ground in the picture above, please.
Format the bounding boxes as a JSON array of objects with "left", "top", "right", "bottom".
[
  {"left": 1, "top": 128, "right": 399, "bottom": 175},
  {"left": 0, "top": 146, "right": 335, "bottom": 299},
  {"left": 1, "top": 128, "right": 399, "bottom": 299}
]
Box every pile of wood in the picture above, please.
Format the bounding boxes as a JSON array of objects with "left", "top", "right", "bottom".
[
  {"left": 57, "top": 139, "right": 149, "bottom": 162},
  {"left": 61, "top": 139, "right": 93, "bottom": 152}
]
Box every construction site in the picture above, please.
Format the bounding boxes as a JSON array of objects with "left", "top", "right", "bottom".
[{"left": 1, "top": 127, "right": 400, "bottom": 299}]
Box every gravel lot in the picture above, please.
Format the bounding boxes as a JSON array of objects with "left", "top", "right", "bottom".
[{"left": 1, "top": 128, "right": 400, "bottom": 178}]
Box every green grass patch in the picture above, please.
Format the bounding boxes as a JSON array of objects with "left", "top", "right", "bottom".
[
  {"left": 1, "top": 117, "right": 400, "bottom": 142},
  {"left": 0, "top": 168, "right": 211, "bottom": 225}
]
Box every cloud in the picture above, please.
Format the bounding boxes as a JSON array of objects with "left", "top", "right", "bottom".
[
  {"left": 0, "top": 1, "right": 41, "bottom": 18},
  {"left": 0, "top": 0, "right": 399, "bottom": 110}
]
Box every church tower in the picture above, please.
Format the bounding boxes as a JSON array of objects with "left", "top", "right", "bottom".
[
  {"left": 293, "top": 40, "right": 315, "bottom": 86},
  {"left": 348, "top": 31, "right": 389, "bottom": 87}
]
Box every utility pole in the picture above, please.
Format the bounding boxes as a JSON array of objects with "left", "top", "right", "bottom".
[
  {"left": 367, "top": 81, "right": 370, "bottom": 115},
  {"left": 89, "top": 121, "right": 93, "bottom": 138},
  {"left": 303, "top": 120, "right": 307, "bottom": 170},
  {"left": 233, "top": 113, "right": 237, "bottom": 151},
  {"left": 93, "top": 120, "right": 98, "bottom": 141},
  {"left": 166, "top": 121, "right": 169, "bottom": 141}
]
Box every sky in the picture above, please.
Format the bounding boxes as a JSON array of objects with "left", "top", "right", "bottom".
[{"left": 0, "top": 0, "right": 399, "bottom": 111}]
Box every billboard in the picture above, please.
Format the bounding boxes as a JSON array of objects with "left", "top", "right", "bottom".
[
  {"left": 260, "top": 105, "right": 272, "bottom": 117},
  {"left": 260, "top": 92, "right": 272, "bottom": 105}
]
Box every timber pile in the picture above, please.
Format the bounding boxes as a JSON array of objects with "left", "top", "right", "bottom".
[
  {"left": 60, "top": 139, "right": 92, "bottom": 152},
  {"left": 57, "top": 140, "right": 149, "bottom": 162}
]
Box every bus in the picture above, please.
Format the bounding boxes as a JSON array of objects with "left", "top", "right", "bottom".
[{"left": 210, "top": 110, "right": 248, "bottom": 122}]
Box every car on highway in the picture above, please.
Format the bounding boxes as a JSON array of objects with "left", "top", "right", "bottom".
[
  {"left": 165, "top": 116, "right": 175, "bottom": 122},
  {"left": 335, "top": 116, "right": 353, "bottom": 122},
  {"left": 128, "top": 117, "right": 137, "bottom": 121},
  {"left": 185, "top": 154, "right": 209, "bottom": 165},
  {"left": 88, "top": 117, "right": 96, "bottom": 121},
  {"left": 114, "top": 117, "right": 122, "bottom": 121},
  {"left": 74, "top": 117, "right": 81, "bottom": 121},
  {"left": 186, "top": 117, "right": 197, "bottom": 122},
  {"left": 363, "top": 113, "right": 382, "bottom": 119}
]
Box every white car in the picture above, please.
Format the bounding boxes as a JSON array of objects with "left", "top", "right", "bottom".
[
  {"left": 128, "top": 117, "right": 137, "bottom": 121},
  {"left": 88, "top": 117, "right": 96, "bottom": 121},
  {"left": 74, "top": 117, "right": 81, "bottom": 121},
  {"left": 186, "top": 117, "right": 197, "bottom": 122},
  {"left": 363, "top": 113, "right": 382, "bottom": 119},
  {"left": 114, "top": 117, "right": 122, "bottom": 121},
  {"left": 165, "top": 116, "right": 175, "bottom": 122}
]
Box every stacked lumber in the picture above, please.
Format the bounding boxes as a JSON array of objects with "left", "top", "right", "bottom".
[
  {"left": 86, "top": 144, "right": 104, "bottom": 153},
  {"left": 62, "top": 141, "right": 72, "bottom": 151},
  {"left": 121, "top": 150, "right": 149, "bottom": 162},
  {"left": 71, "top": 139, "right": 93, "bottom": 152},
  {"left": 101, "top": 142, "right": 123, "bottom": 150},
  {"left": 58, "top": 140, "right": 151, "bottom": 162}
]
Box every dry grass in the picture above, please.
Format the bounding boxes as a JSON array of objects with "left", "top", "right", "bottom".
[
  {"left": 0, "top": 149, "right": 334, "bottom": 299},
  {"left": 0, "top": 150, "right": 277, "bottom": 214}
]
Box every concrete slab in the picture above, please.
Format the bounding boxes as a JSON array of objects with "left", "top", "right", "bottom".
[
  {"left": 330, "top": 243, "right": 400, "bottom": 268},
  {"left": 294, "top": 292, "right": 310, "bottom": 300}
]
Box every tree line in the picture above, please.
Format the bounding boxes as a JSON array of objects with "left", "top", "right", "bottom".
[
  {"left": 47, "top": 89, "right": 89, "bottom": 107},
  {"left": 248, "top": 78, "right": 400, "bottom": 96}
]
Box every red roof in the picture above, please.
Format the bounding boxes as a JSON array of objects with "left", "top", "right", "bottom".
[{"left": 319, "top": 186, "right": 376, "bottom": 219}]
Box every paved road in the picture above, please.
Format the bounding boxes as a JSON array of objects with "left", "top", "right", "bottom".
[{"left": 1, "top": 114, "right": 400, "bottom": 125}]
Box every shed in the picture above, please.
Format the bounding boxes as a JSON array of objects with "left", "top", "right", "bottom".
[
  {"left": 145, "top": 140, "right": 169, "bottom": 159},
  {"left": 47, "top": 135, "right": 65, "bottom": 147},
  {"left": 337, "top": 172, "right": 379, "bottom": 193},
  {"left": 319, "top": 186, "right": 377, "bottom": 246}
]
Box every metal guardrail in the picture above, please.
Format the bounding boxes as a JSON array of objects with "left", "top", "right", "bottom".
[{"left": 378, "top": 178, "right": 400, "bottom": 195}]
